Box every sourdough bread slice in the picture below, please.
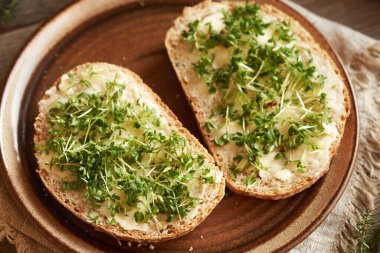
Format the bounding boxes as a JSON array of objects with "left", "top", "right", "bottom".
[
  {"left": 165, "top": 1, "right": 350, "bottom": 199},
  {"left": 34, "top": 62, "right": 225, "bottom": 243}
]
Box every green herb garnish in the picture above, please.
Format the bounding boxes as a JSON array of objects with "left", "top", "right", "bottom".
[
  {"left": 346, "top": 208, "right": 380, "bottom": 253},
  {"left": 0, "top": 0, "right": 19, "bottom": 25},
  {"left": 181, "top": 1, "right": 332, "bottom": 183},
  {"left": 39, "top": 70, "right": 216, "bottom": 227}
]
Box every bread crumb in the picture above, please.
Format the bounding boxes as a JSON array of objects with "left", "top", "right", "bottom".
[
  {"left": 137, "top": 243, "right": 142, "bottom": 248},
  {"left": 149, "top": 244, "right": 155, "bottom": 250},
  {"left": 127, "top": 242, "right": 132, "bottom": 247},
  {"left": 189, "top": 246, "right": 193, "bottom": 251},
  {"left": 200, "top": 235, "right": 204, "bottom": 239}
]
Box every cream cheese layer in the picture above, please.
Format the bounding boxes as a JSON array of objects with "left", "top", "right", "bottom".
[{"left": 36, "top": 63, "right": 223, "bottom": 232}]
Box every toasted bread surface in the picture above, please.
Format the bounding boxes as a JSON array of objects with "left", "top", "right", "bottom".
[
  {"left": 165, "top": 1, "right": 350, "bottom": 199},
  {"left": 34, "top": 62, "right": 225, "bottom": 242}
]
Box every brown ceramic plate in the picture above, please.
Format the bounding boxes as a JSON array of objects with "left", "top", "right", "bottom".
[{"left": 0, "top": 0, "right": 358, "bottom": 252}]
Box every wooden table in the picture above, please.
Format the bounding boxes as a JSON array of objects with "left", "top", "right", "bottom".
[{"left": 0, "top": 0, "right": 379, "bottom": 252}]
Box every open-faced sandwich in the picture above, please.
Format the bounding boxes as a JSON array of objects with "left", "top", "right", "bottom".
[
  {"left": 34, "top": 62, "right": 225, "bottom": 242},
  {"left": 165, "top": 0, "right": 350, "bottom": 199}
]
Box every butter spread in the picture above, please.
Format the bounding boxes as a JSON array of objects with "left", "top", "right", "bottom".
[
  {"left": 180, "top": 2, "right": 346, "bottom": 183},
  {"left": 36, "top": 64, "right": 223, "bottom": 232}
]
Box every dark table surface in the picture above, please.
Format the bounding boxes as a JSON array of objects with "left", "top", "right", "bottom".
[{"left": 0, "top": 0, "right": 379, "bottom": 252}]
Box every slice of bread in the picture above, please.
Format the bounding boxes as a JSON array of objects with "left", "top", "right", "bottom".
[
  {"left": 34, "top": 62, "right": 225, "bottom": 243},
  {"left": 165, "top": 1, "right": 350, "bottom": 199}
]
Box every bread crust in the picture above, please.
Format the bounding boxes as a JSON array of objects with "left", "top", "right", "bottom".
[
  {"left": 165, "top": 1, "right": 350, "bottom": 199},
  {"left": 34, "top": 62, "right": 225, "bottom": 243}
]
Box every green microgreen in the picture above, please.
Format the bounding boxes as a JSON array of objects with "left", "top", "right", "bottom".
[
  {"left": 181, "top": 1, "right": 333, "bottom": 182},
  {"left": 0, "top": 0, "right": 19, "bottom": 25},
  {"left": 39, "top": 72, "right": 216, "bottom": 226}
]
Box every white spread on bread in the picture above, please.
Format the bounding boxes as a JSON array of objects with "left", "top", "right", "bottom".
[
  {"left": 165, "top": 0, "right": 349, "bottom": 198},
  {"left": 35, "top": 63, "right": 224, "bottom": 233}
]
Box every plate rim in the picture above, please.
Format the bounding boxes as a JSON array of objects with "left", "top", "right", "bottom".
[{"left": 0, "top": 0, "right": 359, "bottom": 252}]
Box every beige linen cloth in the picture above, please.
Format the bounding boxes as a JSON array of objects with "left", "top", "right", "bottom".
[{"left": 1, "top": 2, "right": 379, "bottom": 252}]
